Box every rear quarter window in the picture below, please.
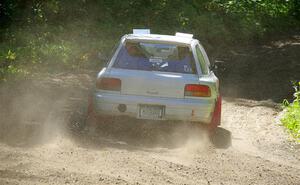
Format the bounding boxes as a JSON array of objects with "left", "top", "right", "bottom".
[{"left": 195, "top": 45, "right": 209, "bottom": 75}]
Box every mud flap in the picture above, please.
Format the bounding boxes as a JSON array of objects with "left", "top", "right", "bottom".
[{"left": 208, "top": 96, "right": 222, "bottom": 132}]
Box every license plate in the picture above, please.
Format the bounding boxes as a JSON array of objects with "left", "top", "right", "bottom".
[{"left": 138, "top": 105, "right": 165, "bottom": 120}]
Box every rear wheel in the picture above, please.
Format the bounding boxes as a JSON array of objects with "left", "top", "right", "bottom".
[
  {"left": 68, "top": 105, "right": 88, "bottom": 131},
  {"left": 67, "top": 94, "right": 97, "bottom": 132},
  {"left": 210, "top": 127, "right": 232, "bottom": 148}
]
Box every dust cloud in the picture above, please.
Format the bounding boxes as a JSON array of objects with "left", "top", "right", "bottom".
[
  {"left": 0, "top": 73, "right": 213, "bottom": 152},
  {"left": 165, "top": 124, "right": 213, "bottom": 165},
  {"left": 0, "top": 74, "right": 92, "bottom": 147}
]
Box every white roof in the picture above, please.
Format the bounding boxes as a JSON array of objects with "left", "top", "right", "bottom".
[{"left": 124, "top": 34, "right": 196, "bottom": 44}]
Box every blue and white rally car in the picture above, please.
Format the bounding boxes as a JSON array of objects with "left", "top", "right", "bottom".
[{"left": 85, "top": 29, "right": 221, "bottom": 132}]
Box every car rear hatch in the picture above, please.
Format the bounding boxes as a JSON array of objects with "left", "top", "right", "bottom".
[{"left": 108, "top": 68, "right": 199, "bottom": 99}]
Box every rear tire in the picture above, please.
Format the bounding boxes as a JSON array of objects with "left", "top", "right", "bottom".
[
  {"left": 68, "top": 105, "right": 88, "bottom": 132},
  {"left": 210, "top": 127, "right": 232, "bottom": 148},
  {"left": 68, "top": 93, "right": 97, "bottom": 132}
]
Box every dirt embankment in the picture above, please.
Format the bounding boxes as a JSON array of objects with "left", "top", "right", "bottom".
[{"left": 214, "top": 34, "right": 300, "bottom": 102}]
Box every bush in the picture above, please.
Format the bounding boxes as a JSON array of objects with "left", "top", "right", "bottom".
[
  {"left": 281, "top": 82, "right": 300, "bottom": 142},
  {"left": 0, "top": 0, "right": 299, "bottom": 81}
]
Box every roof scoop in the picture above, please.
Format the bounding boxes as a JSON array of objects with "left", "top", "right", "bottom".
[
  {"left": 133, "top": 29, "right": 150, "bottom": 34},
  {"left": 175, "top": 32, "right": 193, "bottom": 38}
]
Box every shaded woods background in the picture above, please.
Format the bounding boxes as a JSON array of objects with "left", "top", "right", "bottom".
[{"left": 0, "top": 0, "right": 300, "bottom": 101}]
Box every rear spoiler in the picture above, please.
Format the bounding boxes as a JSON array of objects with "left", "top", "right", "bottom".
[
  {"left": 133, "top": 29, "right": 150, "bottom": 34},
  {"left": 175, "top": 32, "right": 193, "bottom": 38}
]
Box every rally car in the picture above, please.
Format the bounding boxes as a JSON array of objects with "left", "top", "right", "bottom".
[{"left": 83, "top": 29, "right": 221, "bottom": 132}]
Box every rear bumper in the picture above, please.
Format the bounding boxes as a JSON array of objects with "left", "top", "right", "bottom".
[{"left": 92, "top": 91, "right": 215, "bottom": 123}]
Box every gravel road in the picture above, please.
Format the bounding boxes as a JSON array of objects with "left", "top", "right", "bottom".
[{"left": 0, "top": 73, "right": 299, "bottom": 185}]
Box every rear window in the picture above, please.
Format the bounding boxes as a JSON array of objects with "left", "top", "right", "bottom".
[{"left": 112, "top": 41, "right": 196, "bottom": 74}]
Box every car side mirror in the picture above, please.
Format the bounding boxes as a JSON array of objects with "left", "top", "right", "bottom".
[{"left": 210, "top": 60, "right": 225, "bottom": 73}]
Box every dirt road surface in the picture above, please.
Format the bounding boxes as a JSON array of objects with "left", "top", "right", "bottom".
[{"left": 0, "top": 73, "right": 299, "bottom": 185}]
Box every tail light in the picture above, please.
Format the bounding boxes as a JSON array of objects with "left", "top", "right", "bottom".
[
  {"left": 184, "top": 84, "right": 211, "bottom": 97},
  {"left": 96, "top": 77, "right": 121, "bottom": 91}
]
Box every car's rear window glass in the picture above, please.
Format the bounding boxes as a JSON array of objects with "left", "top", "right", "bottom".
[{"left": 113, "top": 41, "right": 196, "bottom": 74}]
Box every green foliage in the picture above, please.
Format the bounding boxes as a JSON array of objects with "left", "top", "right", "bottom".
[
  {"left": 0, "top": 0, "right": 299, "bottom": 81},
  {"left": 0, "top": 50, "right": 29, "bottom": 81},
  {"left": 6, "top": 50, "right": 16, "bottom": 61},
  {"left": 281, "top": 82, "right": 300, "bottom": 142}
]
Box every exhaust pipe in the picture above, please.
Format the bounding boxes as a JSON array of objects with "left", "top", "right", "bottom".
[{"left": 118, "top": 104, "right": 127, "bottom": 113}]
